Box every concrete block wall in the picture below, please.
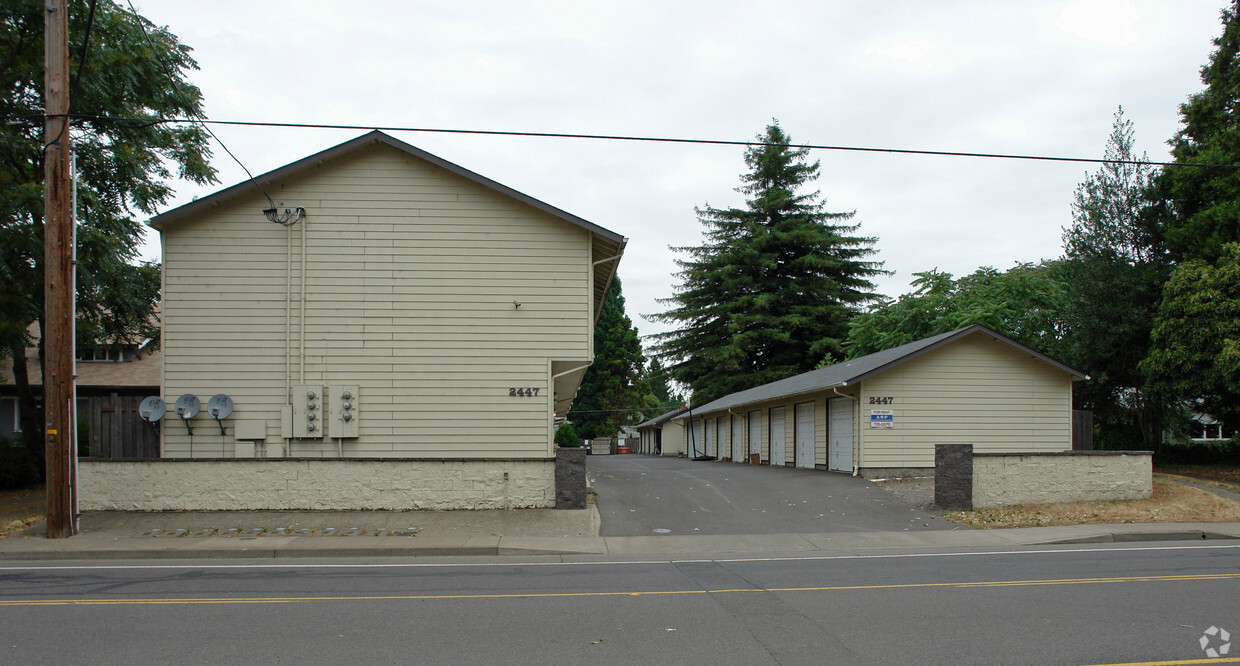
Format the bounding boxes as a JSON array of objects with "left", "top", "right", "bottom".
[
  {"left": 971, "top": 451, "right": 1152, "bottom": 509},
  {"left": 79, "top": 459, "right": 555, "bottom": 511}
]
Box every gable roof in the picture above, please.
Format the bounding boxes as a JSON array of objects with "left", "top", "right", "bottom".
[
  {"left": 148, "top": 130, "right": 627, "bottom": 322},
  {"left": 684, "top": 325, "right": 1086, "bottom": 416},
  {"left": 635, "top": 407, "right": 689, "bottom": 429}
]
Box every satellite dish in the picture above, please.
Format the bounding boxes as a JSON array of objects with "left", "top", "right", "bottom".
[
  {"left": 139, "top": 396, "right": 165, "bottom": 423},
  {"left": 174, "top": 394, "right": 200, "bottom": 419},
  {"left": 207, "top": 394, "right": 233, "bottom": 420},
  {"left": 207, "top": 394, "right": 233, "bottom": 435},
  {"left": 174, "top": 394, "right": 199, "bottom": 435}
]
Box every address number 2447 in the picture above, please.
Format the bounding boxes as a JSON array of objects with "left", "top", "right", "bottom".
[{"left": 509, "top": 388, "right": 541, "bottom": 397}]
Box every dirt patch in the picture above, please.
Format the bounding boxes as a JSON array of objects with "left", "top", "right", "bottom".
[
  {"left": 0, "top": 485, "right": 45, "bottom": 539},
  {"left": 945, "top": 478, "right": 1240, "bottom": 529}
]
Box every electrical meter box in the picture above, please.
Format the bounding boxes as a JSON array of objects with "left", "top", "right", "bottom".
[
  {"left": 290, "top": 384, "right": 324, "bottom": 439},
  {"left": 329, "top": 385, "right": 360, "bottom": 439}
]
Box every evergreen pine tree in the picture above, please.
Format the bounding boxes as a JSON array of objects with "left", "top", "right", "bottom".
[
  {"left": 644, "top": 357, "right": 683, "bottom": 413},
  {"left": 1057, "top": 107, "right": 1172, "bottom": 449},
  {"left": 648, "top": 121, "right": 884, "bottom": 404},
  {"left": 1160, "top": 1, "right": 1240, "bottom": 262},
  {"left": 570, "top": 276, "right": 657, "bottom": 438}
]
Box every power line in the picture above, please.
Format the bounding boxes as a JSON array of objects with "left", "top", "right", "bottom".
[{"left": 34, "top": 113, "right": 1240, "bottom": 170}]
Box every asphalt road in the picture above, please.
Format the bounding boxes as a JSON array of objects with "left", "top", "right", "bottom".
[
  {"left": 2, "top": 543, "right": 1238, "bottom": 664},
  {"left": 588, "top": 454, "right": 950, "bottom": 537}
]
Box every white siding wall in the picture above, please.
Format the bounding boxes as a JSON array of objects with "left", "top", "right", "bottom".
[
  {"left": 161, "top": 143, "right": 592, "bottom": 459},
  {"left": 858, "top": 335, "right": 1073, "bottom": 469}
]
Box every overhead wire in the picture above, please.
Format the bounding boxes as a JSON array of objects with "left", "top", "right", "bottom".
[
  {"left": 20, "top": 113, "right": 1239, "bottom": 170},
  {"left": 122, "top": 0, "right": 278, "bottom": 212}
]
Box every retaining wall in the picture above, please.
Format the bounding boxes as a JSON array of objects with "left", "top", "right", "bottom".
[
  {"left": 970, "top": 451, "right": 1152, "bottom": 509},
  {"left": 79, "top": 459, "right": 555, "bottom": 511}
]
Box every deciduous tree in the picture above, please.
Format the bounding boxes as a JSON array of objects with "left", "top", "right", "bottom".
[
  {"left": 843, "top": 264, "right": 1064, "bottom": 359},
  {"left": 1142, "top": 243, "right": 1240, "bottom": 430},
  {"left": 0, "top": 0, "right": 215, "bottom": 477}
]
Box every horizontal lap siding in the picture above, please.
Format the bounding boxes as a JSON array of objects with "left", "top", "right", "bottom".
[
  {"left": 161, "top": 143, "right": 590, "bottom": 458},
  {"left": 858, "top": 336, "right": 1072, "bottom": 468}
]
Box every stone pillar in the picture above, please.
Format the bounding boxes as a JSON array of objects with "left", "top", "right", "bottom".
[
  {"left": 555, "top": 446, "right": 587, "bottom": 510},
  {"left": 934, "top": 444, "right": 973, "bottom": 511}
]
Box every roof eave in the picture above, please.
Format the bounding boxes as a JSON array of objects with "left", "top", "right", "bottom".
[{"left": 148, "top": 131, "right": 626, "bottom": 245}]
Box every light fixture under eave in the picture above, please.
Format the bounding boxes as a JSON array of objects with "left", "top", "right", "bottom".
[{"left": 264, "top": 206, "right": 306, "bottom": 226}]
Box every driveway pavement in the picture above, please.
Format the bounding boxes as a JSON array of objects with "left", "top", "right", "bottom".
[{"left": 588, "top": 454, "right": 953, "bottom": 537}]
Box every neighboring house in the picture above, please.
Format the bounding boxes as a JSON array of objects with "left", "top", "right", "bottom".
[
  {"left": 670, "top": 325, "right": 1086, "bottom": 477},
  {"left": 1186, "top": 414, "right": 1233, "bottom": 442},
  {"left": 81, "top": 130, "right": 625, "bottom": 511},
  {"left": 0, "top": 322, "right": 160, "bottom": 457},
  {"left": 634, "top": 407, "right": 687, "bottom": 456}
]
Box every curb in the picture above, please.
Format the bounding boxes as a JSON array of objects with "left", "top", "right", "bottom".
[{"left": 1043, "top": 530, "right": 1230, "bottom": 545}]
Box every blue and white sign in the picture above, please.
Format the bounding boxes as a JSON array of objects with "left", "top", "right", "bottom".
[{"left": 870, "top": 409, "right": 894, "bottom": 428}]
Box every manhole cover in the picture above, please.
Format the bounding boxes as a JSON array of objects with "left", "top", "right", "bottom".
[{"left": 652, "top": 528, "right": 672, "bottom": 534}]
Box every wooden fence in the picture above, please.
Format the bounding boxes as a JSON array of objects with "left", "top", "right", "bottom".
[
  {"left": 80, "top": 393, "right": 159, "bottom": 459},
  {"left": 1072, "top": 410, "right": 1094, "bottom": 451}
]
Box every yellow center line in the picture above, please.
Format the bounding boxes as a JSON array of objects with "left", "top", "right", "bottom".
[
  {"left": 2, "top": 572, "right": 1236, "bottom": 607},
  {"left": 1086, "top": 654, "right": 1240, "bottom": 659}
]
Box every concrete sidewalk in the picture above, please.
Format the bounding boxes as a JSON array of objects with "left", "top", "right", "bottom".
[{"left": 2, "top": 506, "right": 1239, "bottom": 560}]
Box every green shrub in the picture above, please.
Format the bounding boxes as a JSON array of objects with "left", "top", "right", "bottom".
[
  {"left": 555, "top": 422, "right": 580, "bottom": 448},
  {"left": 1154, "top": 439, "right": 1240, "bottom": 465}
]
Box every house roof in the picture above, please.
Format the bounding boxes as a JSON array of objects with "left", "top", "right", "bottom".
[
  {"left": 635, "top": 407, "right": 689, "bottom": 429},
  {"left": 683, "top": 325, "right": 1086, "bottom": 417},
  {"left": 0, "top": 322, "right": 160, "bottom": 390},
  {"left": 147, "top": 131, "right": 628, "bottom": 323}
]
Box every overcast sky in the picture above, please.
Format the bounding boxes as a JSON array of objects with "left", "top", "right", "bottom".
[{"left": 135, "top": 0, "right": 1228, "bottom": 345}]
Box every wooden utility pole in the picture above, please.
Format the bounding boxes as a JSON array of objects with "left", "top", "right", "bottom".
[{"left": 44, "top": 0, "right": 76, "bottom": 538}]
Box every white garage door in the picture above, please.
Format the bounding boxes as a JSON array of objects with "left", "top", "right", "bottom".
[
  {"left": 748, "top": 410, "right": 761, "bottom": 457},
  {"left": 690, "top": 420, "right": 702, "bottom": 457},
  {"left": 705, "top": 418, "right": 715, "bottom": 457},
  {"left": 732, "top": 415, "right": 744, "bottom": 463},
  {"left": 769, "top": 407, "right": 786, "bottom": 466},
  {"left": 828, "top": 397, "right": 854, "bottom": 472},
  {"left": 794, "top": 401, "right": 815, "bottom": 469},
  {"left": 717, "top": 418, "right": 727, "bottom": 460}
]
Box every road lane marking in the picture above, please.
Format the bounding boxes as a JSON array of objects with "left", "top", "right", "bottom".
[
  {"left": 2, "top": 542, "right": 1238, "bottom": 572},
  {"left": 1, "top": 572, "right": 1237, "bottom": 607},
  {"left": 1076, "top": 654, "right": 1240, "bottom": 659}
]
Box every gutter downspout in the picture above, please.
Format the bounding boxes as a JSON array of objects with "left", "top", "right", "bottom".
[
  {"left": 831, "top": 386, "right": 861, "bottom": 476},
  {"left": 299, "top": 214, "right": 308, "bottom": 383},
  {"left": 284, "top": 219, "right": 293, "bottom": 457}
]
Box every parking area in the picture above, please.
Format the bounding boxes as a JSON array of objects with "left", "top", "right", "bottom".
[{"left": 588, "top": 455, "right": 952, "bottom": 537}]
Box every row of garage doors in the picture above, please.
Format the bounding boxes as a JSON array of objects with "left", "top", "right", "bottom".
[{"left": 686, "top": 398, "right": 854, "bottom": 472}]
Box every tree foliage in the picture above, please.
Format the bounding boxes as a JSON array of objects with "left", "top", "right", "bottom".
[
  {"left": 1056, "top": 107, "right": 1172, "bottom": 448},
  {"left": 1142, "top": 243, "right": 1240, "bottom": 429},
  {"left": 1159, "top": 1, "right": 1240, "bottom": 263},
  {"left": 844, "top": 264, "right": 1064, "bottom": 359},
  {"left": 0, "top": 1, "right": 215, "bottom": 472},
  {"left": 643, "top": 356, "right": 683, "bottom": 414},
  {"left": 570, "top": 277, "right": 657, "bottom": 438},
  {"left": 648, "top": 121, "right": 884, "bottom": 404}
]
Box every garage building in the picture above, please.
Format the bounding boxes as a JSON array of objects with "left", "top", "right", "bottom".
[{"left": 669, "top": 324, "right": 1086, "bottom": 477}]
